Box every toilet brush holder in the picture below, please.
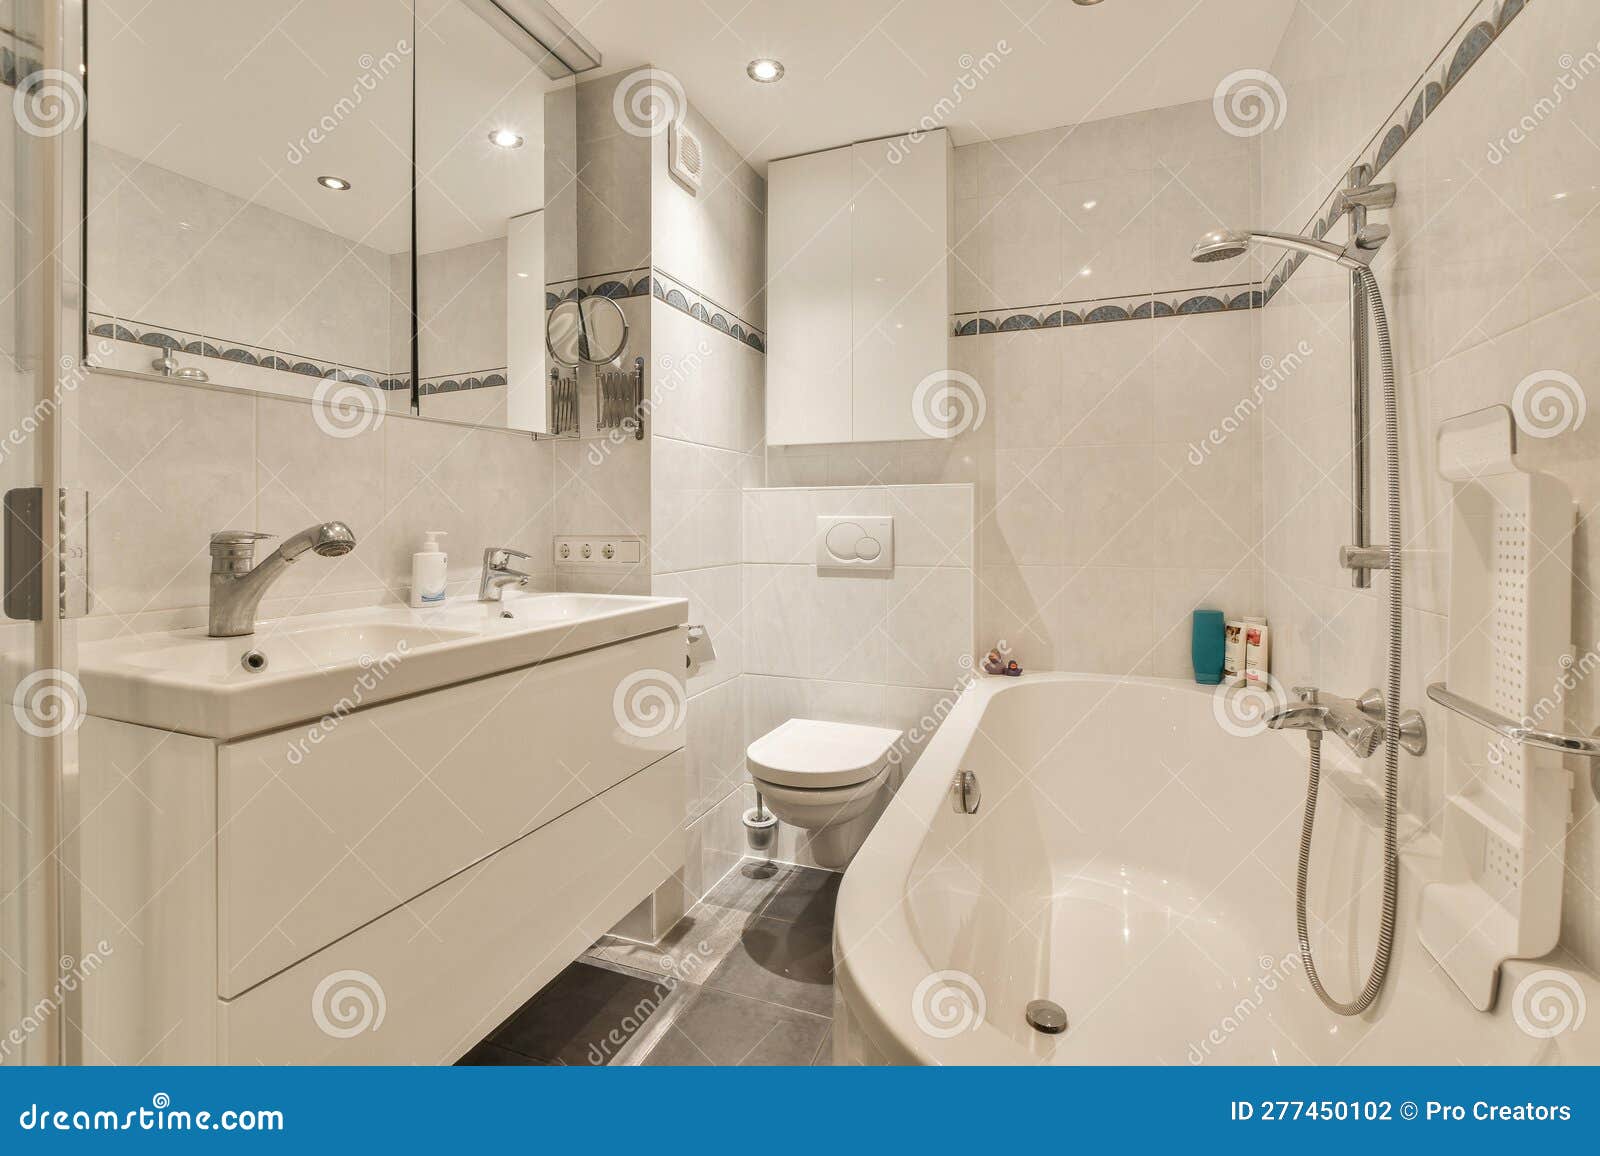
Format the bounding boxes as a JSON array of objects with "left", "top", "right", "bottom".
[{"left": 743, "top": 805, "right": 777, "bottom": 851}]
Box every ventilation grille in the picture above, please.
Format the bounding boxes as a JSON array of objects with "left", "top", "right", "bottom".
[{"left": 669, "top": 122, "right": 703, "bottom": 193}]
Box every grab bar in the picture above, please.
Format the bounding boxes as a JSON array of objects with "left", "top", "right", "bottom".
[{"left": 1425, "top": 682, "right": 1600, "bottom": 758}]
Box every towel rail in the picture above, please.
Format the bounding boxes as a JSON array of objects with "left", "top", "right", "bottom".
[{"left": 1425, "top": 682, "right": 1600, "bottom": 759}]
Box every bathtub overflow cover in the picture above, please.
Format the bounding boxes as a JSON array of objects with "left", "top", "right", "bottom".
[{"left": 1025, "top": 999, "right": 1068, "bottom": 1035}]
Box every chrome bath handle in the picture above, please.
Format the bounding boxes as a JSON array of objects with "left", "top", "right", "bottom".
[{"left": 1426, "top": 682, "right": 1600, "bottom": 758}]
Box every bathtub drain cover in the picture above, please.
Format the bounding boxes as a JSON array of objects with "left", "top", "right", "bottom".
[{"left": 1025, "top": 999, "right": 1068, "bottom": 1035}]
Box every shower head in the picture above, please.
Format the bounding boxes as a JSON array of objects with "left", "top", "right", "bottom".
[
  {"left": 1190, "top": 229, "right": 1250, "bottom": 263},
  {"left": 1189, "top": 226, "right": 1378, "bottom": 271}
]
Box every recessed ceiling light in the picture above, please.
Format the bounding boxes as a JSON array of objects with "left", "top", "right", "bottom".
[
  {"left": 317, "top": 175, "right": 351, "bottom": 191},
  {"left": 1079, "top": 266, "right": 1093, "bottom": 277},
  {"left": 1081, "top": 199, "right": 1098, "bottom": 210},
  {"left": 747, "top": 58, "right": 784, "bottom": 83},
  {"left": 488, "top": 128, "right": 524, "bottom": 149}
]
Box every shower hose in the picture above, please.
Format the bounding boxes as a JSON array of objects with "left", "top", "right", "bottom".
[{"left": 1294, "top": 264, "right": 1400, "bottom": 1016}]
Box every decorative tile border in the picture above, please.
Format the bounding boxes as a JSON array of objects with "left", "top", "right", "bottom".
[
  {"left": 650, "top": 267, "right": 766, "bottom": 352},
  {"left": 0, "top": 27, "right": 44, "bottom": 91},
  {"left": 1262, "top": 0, "right": 1527, "bottom": 304},
  {"left": 545, "top": 266, "right": 653, "bottom": 308},
  {"left": 953, "top": 284, "right": 1261, "bottom": 336},
  {"left": 87, "top": 313, "right": 411, "bottom": 390},
  {"left": 418, "top": 369, "right": 508, "bottom": 396}
]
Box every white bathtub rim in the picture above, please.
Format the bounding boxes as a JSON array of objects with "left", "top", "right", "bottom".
[{"left": 833, "top": 670, "right": 1600, "bottom": 1066}]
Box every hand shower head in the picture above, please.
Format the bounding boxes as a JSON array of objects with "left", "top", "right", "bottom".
[
  {"left": 1189, "top": 226, "right": 1374, "bottom": 270},
  {"left": 1190, "top": 229, "right": 1251, "bottom": 263}
]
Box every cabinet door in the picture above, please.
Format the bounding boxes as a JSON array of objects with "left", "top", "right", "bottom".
[
  {"left": 851, "top": 131, "right": 951, "bottom": 441},
  {"left": 766, "top": 146, "right": 853, "bottom": 445}
]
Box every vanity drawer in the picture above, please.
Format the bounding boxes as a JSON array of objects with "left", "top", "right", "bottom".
[
  {"left": 216, "top": 629, "right": 683, "bottom": 997},
  {"left": 219, "top": 750, "right": 683, "bottom": 1063}
]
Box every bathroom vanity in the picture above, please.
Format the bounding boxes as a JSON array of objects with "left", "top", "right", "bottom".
[{"left": 72, "top": 592, "right": 689, "bottom": 1064}]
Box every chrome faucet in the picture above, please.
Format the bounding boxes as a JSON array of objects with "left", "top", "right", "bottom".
[
  {"left": 1266, "top": 686, "right": 1427, "bottom": 757},
  {"left": 479, "top": 547, "right": 532, "bottom": 602},
  {"left": 208, "top": 522, "right": 356, "bottom": 637}
]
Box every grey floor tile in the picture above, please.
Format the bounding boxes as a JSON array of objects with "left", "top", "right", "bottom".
[
  {"left": 456, "top": 1042, "right": 547, "bottom": 1066},
  {"left": 811, "top": 1025, "right": 834, "bottom": 1066},
  {"left": 641, "top": 986, "right": 830, "bottom": 1066},
  {"left": 491, "top": 961, "right": 675, "bottom": 1065},
  {"left": 704, "top": 914, "right": 834, "bottom": 1015},
  {"left": 702, "top": 858, "right": 792, "bottom": 914},
  {"left": 591, "top": 900, "right": 749, "bottom": 984},
  {"left": 761, "top": 866, "right": 841, "bottom": 925}
]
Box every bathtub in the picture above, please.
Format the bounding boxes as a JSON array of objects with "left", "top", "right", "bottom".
[{"left": 834, "top": 673, "right": 1599, "bottom": 1065}]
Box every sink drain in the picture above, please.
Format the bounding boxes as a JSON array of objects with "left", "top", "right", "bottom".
[
  {"left": 240, "top": 649, "right": 269, "bottom": 674},
  {"left": 1025, "top": 999, "right": 1068, "bottom": 1035}
]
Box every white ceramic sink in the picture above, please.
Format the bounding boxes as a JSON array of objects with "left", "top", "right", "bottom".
[
  {"left": 118, "top": 622, "right": 479, "bottom": 681},
  {"left": 80, "top": 591, "right": 688, "bottom": 739}
]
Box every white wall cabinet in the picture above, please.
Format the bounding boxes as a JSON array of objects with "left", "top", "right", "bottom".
[{"left": 766, "top": 130, "right": 951, "bottom": 446}]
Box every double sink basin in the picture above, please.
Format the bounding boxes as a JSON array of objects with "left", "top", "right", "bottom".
[{"left": 79, "top": 592, "right": 689, "bottom": 739}]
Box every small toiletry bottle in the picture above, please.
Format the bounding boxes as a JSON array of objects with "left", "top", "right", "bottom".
[
  {"left": 1243, "top": 616, "right": 1271, "bottom": 685},
  {"left": 1191, "top": 609, "right": 1225, "bottom": 685},
  {"left": 1223, "top": 619, "right": 1248, "bottom": 687},
  {"left": 410, "top": 530, "right": 448, "bottom": 608}
]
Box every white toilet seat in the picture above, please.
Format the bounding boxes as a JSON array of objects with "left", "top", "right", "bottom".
[{"left": 746, "top": 718, "right": 903, "bottom": 789}]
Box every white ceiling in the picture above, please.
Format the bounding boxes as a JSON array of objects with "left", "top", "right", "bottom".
[
  {"left": 90, "top": 0, "right": 557, "bottom": 254},
  {"left": 556, "top": 0, "right": 1296, "bottom": 167},
  {"left": 88, "top": 0, "right": 1296, "bottom": 253}
]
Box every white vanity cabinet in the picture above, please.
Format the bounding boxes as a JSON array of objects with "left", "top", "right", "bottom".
[
  {"left": 766, "top": 129, "right": 952, "bottom": 445},
  {"left": 75, "top": 625, "right": 685, "bottom": 1064}
]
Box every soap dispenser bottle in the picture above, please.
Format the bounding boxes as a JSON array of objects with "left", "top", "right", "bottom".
[{"left": 410, "top": 530, "right": 448, "bottom": 608}]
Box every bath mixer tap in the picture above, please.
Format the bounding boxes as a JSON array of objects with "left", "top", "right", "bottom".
[
  {"left": 208, "top": 522, "right": 356, "bottom": 637},
  {"left": 1266, "top": 686, "right": 1426, "bottom": 758},
  {"left": 479, "top": 547, "right": 533, "bottom": 601}
]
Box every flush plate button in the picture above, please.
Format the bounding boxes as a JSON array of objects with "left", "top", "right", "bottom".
[{"left": 816, "top": 515, "right": 893, "bottom": 573}]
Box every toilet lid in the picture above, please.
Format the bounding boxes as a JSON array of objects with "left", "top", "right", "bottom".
[{"left": 746, "top": 718, "right": 904, "bottom": 789}]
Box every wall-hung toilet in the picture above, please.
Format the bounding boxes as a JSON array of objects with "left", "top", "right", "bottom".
[{"left": 746, "top": 718, "right": 903, "bottom": 869}]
